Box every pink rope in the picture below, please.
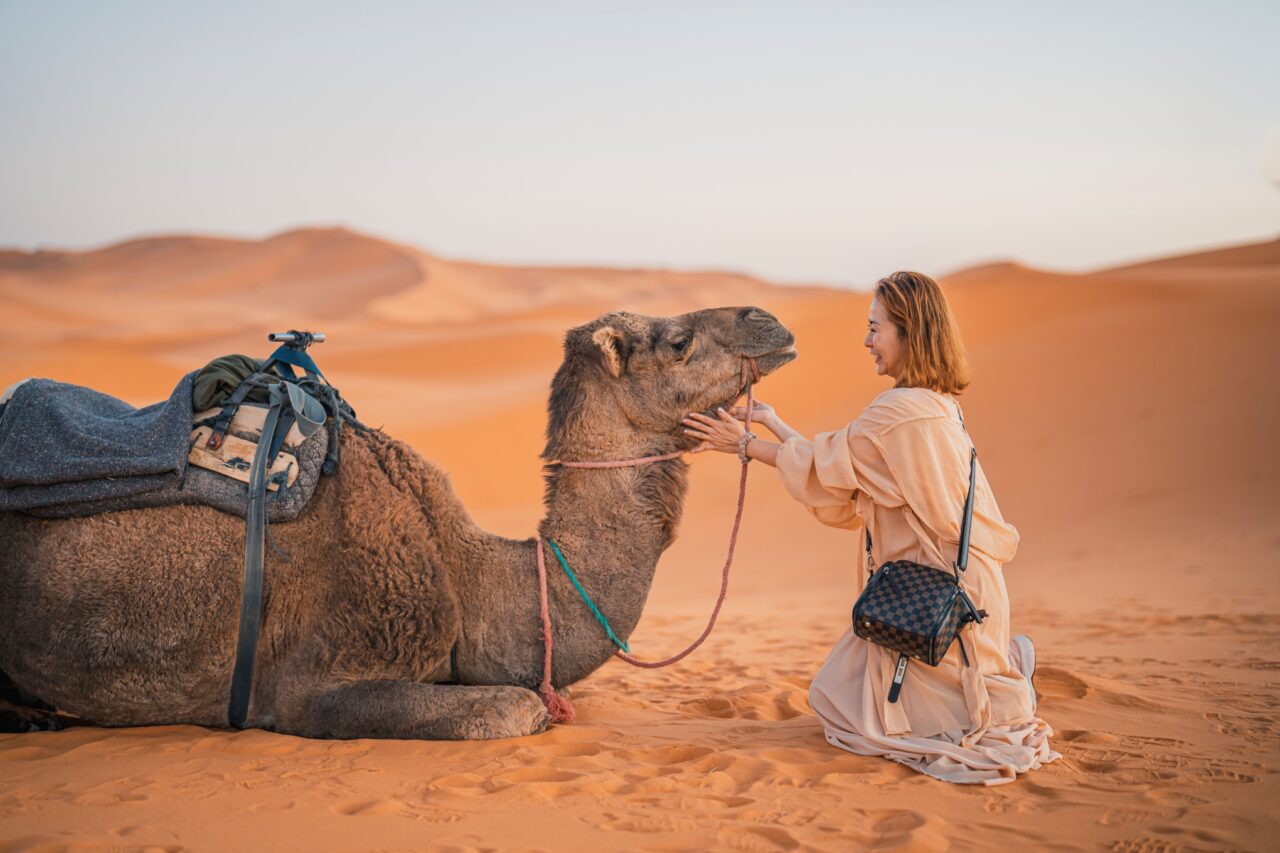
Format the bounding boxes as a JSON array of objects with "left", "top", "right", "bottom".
[
  {"left": 615, "top": 369, "right": 754, "bottom": 668},
  {"left": 552, "top": 449, "right": 687, "bottom": 469},
  {"left": 534, "top": 536, "right": 576, "bottom": 724},
  {"left": 549, "top": 358, "right": 758, "bottom": 470},
  {"left": 533, "top": 358, "right": 758, "bottom": 721}
]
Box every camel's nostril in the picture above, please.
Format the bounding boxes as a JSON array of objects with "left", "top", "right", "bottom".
[{"left": 738, "top": 307, "right": 777, "bottom": 324}]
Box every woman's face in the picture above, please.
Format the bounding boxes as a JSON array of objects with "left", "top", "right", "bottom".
[{"left": 865, "top": 298, "right": 905, "bottom": 379}]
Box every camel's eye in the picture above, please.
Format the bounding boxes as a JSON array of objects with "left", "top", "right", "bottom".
[{"left": 671, "top": 336, "right": 691, "bottom": 355}]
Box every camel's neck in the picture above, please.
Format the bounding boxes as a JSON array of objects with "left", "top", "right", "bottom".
[
  {"left": 535, "top": 447, "right": 689, "bottom": 686},
  {"left": 518, "top": 375, "right": 691, "bottom": 685}
]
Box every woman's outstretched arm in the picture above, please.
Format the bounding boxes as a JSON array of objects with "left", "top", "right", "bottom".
[{"left": 745, "top": 438, "right": 780, "bottom": 467}]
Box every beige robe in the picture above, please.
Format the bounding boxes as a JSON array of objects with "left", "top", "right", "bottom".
[{"left": 776, "top": 387, "right": 1060, "bottom": 785}]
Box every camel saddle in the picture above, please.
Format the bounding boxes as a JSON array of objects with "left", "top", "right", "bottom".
[
  {"left": 0, "top": 330, "right": 361, "bottom": 731},
  {"left": 190, "top": 331, "right": 360, "bottom": 730}
]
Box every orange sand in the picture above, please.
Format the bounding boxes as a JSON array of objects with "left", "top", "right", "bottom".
[{"left": 1, "top": 229, "right": 1277, "bottom": 851}]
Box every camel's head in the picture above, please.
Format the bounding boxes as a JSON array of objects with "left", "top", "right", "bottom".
[{"left": 546, "top": 307, "right": 796, "bottom": 458}]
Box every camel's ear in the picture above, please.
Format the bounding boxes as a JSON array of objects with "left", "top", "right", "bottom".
[{"left": 591, "top": 326, "right": 629, "bottom": 378}]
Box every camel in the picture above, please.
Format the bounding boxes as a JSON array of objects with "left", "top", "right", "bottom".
[{"left": 0, "top": 307, "right": 796, "bottom": 740}]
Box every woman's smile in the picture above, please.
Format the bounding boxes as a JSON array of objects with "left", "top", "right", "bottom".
[{"left": 864, "top": 297, "right": 904, "bottom": 379}]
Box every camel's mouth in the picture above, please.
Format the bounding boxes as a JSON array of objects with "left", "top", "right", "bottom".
[
  {"left": 681, "top": 345, "right": 798, "bottom": 441},
  {"left": 754, "top": 344, "right": 798, "bottom": 377},
  {"left": 740, "top": 344, "right": 797, "bottom": 392}
]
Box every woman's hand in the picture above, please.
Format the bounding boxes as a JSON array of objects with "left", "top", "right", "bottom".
[
  {"left": 729, "top": 398, "right": 802, "bottom": 441},
  {"left": 729, "top": 400, "right": 776, "bottom": 428},
  {"left": 682, "top": 408, "right": 748, "bottom": 454}
]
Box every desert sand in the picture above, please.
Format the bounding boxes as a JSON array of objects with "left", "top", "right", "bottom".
[{"left": 1, "top": 228, "right": 1277, "bottom": 852}]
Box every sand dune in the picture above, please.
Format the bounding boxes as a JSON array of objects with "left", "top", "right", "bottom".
[{"left": 1, "top": 230, "right": 1277, "bottom": 851}]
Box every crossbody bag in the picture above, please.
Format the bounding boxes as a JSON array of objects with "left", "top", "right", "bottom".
[{"left": 852, "top": 443, "right": 988, "bottom": 703}]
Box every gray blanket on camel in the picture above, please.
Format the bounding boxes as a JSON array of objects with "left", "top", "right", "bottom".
[{"left": 0, "top": 373, "right": 197, "bottom": 512}]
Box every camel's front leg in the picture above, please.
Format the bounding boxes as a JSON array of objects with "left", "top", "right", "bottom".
[{"left": 282, "top": 680, "right": 551, "bottom": 741}]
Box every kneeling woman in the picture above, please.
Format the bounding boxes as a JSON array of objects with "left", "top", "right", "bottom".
[{"left": 684, "top": 271, "right": 1059, "bottom": 785}]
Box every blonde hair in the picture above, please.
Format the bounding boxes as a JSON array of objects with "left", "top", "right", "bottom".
[{"left": 874, "top": 271, "right": 970, "bottom": 395}]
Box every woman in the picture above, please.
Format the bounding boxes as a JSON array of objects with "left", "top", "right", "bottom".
[{"left": 683, "top": 271, "right": 1059, "bottom": 785}]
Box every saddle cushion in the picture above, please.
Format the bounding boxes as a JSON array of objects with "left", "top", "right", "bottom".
[{"left": 0, "top": 373, "right": 196, "bottom": 512}]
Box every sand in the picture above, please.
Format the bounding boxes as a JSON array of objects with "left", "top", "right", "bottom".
[{"left": 1, "top": 229, "right": 1277, "bottom": 852}]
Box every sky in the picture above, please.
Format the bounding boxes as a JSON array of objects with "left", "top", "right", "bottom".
[{"left": 1, "top": 1, "right": 1277, "bottom": 286}]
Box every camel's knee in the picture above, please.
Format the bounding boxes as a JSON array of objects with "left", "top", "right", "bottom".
[{"left": 455, "top": 686, "right": 550, "bottom": 740}]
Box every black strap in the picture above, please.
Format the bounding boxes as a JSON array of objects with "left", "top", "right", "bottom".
[
  {"left": 862, "top": 446, "right": 977, "bottom": 576},
  {"left": 227, "top": 383, "right": 286, "bottom": 729},
  {"left": 206, "top": 376, "right": 260, "bottom": 450},
  {"left": 267, "top": 407, "right": 295, "bottom": 465},
  {"left": 888, "top": 653, "right": 909, "bottom": 703},
  {"left": 954, "top": 447, "right": 978, "bottom": 575}
]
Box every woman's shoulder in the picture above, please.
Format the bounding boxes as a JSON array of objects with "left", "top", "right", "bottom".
[{"left": 857, "top": 387, "right": 956, "bottom": 434}]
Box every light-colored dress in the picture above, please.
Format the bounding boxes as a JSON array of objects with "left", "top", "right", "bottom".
[{"left": 776, "top": 387, "right": 1060, "bottom": 785}]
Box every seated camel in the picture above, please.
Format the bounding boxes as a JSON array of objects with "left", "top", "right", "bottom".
[{"left": 0, "top": 307, "right": 796, "bottom": 740}]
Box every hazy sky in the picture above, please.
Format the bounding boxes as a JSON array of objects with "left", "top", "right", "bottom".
[{"left": 2, "top": 1, "right": 1277, "bottom": 285}]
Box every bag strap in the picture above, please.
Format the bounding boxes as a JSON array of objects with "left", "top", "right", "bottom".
[
  {"left": 864, "top": 432, "right": 978, "bottom": 576},
  {"left": 954, "top": 446, "right": 978, "bottom": 574},
  {"left": 954, "top": 445, "right": 990, "bottom": 630}
]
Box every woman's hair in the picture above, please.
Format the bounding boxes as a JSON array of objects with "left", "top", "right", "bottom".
[{"left": 873, "top": 271, "right": 970, "bottom": 395}]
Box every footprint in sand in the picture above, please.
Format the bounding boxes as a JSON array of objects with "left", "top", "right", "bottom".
[
  {"left": 1110, "top": 834, "right": 1232, "bottom": 853},
  {"left": 1144, "top": 790, "right": 1210, "bottom": 807},
  {"left": 111, "top": 824, "right": 183, "bottom": 844},
  {"left": 331, "top": 799, "right": 463, "bottom": 822},
  {"left": 333, "top": 798, "right": 408, "bottom": 816},
  {"left": 715, "top": 825, "right": 802, "bottom": 851},
  {"left": 70, "top": 788, "right": 149, "bottom": 806},
  {"left": 1190, "top": 763, "right": 1262, "bottom": 784},
  {"left": 1203, "top": 710, "right": 1279, "bottom": 744},
  {"left": 690, "top": 753, "right": 776, "bottom": 787},
  {"left": 784, "top": 809, "right": 944, "bottom": 853},
  {"left": 479, "top": 766, "right": 586, "bottom": 799},
  {"left": 739, "top": 805, "right": 817, "bottom": 827},
  {"left": 1058, "top": 729, "right": 1118, "bottom": 744},
  {"left": 584, "top": 809, "right": 701, "bottom": 833},
  {"left": 682, "top": 696, "right": 738, "bottom": 718},
  {"left": 1035, "top": 666, "right": 1089, "bottom": 700},
  {"left": 981, "top": 794, "right": 1025, "bottom": 815},
  {"left": 1099, "top": 806, "right": 1186, "bottom": 827},
  {"left": 678, "top": 688, "right": 809, "bottom": 721},
  {"left": 616, "top": 745, "right": 716, "bottom": 767},
  {"left": 541, "top": 741, "right": 603, "bottom": 758},
  {"left": 489, "top": 766, "right": 581, "bottom": 784}
]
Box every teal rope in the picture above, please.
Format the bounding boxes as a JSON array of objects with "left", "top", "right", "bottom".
[{"left": 545, "top": 538, "right": 631, "bottom": 653}]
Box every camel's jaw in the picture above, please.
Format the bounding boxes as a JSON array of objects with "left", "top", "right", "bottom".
[{"left": 751, "top": 344, "right": 798, "bottom": 380}]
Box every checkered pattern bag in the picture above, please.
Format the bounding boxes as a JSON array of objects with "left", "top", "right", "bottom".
[{"left": 851, "top": 447, "right": 987, "bottom": 703}]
